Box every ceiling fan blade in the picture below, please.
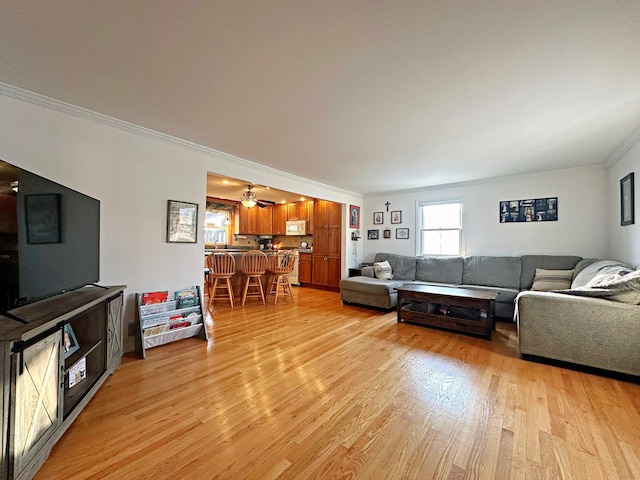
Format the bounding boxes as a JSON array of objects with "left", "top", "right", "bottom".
[{"left": 257, "top": 199, "right": 276, "bottom": 205}]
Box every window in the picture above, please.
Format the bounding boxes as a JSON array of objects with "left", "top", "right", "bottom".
[
  {"left": 204, "top": 202, "right": 234, "bottom": 246},
  {"left": 418, "top": 200, "right": 462, "bottom": 255}
]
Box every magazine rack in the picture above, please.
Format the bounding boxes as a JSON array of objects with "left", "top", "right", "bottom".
[{"left": 136, "top": 286, "right": 207, "bottom": 358}]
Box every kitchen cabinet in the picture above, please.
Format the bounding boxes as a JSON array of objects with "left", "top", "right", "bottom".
[
  {"left": 287, "top": 202, "right": 308, "bottom": 221},
  {"left": 312, "top": 255, "right": 342, "bottom": 287},
  {"left": 305, "top": 200, "right": 314, "bottom": 234},
  {"left": 311, "top": 200, "right": 343, "bottom": 289},
  {"left": 238, "top": 205, "right": 273, "bottom": 235},
  {"left": 299, "top": 253, "right": 312, "bottom": 284},
  {"left": 272, "top": 204, "right": 287, "bottom": 235}
]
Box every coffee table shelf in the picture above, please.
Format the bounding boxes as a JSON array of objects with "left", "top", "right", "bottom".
[{"left": 396, "top": 284, "right": 497, "bottom": 339}]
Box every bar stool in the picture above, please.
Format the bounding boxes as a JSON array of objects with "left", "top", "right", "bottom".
[
  {"left": 206, "top": 252, "right": 236, "bottom": 308},
  {"left": 239, "top": 250, "right": 268, "bottom": 306},
  {"left": 267, "top": 251, "right": 295, "bottom": 304}
]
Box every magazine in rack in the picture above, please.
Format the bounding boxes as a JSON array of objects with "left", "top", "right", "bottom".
[{"left": 136, "top": 286, "right": 207, "bottom": 358}]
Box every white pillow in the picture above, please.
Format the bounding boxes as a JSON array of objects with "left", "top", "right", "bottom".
[
  {"left": 531, "top": 268, "right": 574, "bottom": 291},
  {"left": 373, "top": 260, "right": 394, "bottom": 280}
]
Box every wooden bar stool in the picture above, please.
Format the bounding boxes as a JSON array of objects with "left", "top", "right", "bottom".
[
  {"left": 206, "top": 252, "right": 236, "bottom": 308},
  {"left": 267, "top": 251, "right": 295, "bottom": 304},
  {"left": 239, "top": 250, "right": 268, "bottom": 306}
]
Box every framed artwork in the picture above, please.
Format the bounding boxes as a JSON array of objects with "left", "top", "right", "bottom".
[
  {"left": 391, "top": 210, "right": 402, "bottom": 224},
  {"left": 373, "top": 212, "right": 384, "bottom": 225},
  {"left": 349, "top": 205, "right": 360, "bottom": 229},
  {"left": 621, "top": 172, "right": 635, "bottom": 226},
  {"left": 396, "top": 228, "right": 409, "bottom": 239},
  {"left": 367, "top": 229, "right": 379, "bottom": 240},
  {"left": 167, "top": 200, "right": 199, "bottom": 243},
  {"left": 383, "top": 229, "right": 391, "bottom": 239},
  {"left": 25, "top": 194, "right": 61, "bottom": 244},
  {"left": 499, "top": 197, "right": 557, "bottom": 223},
  {"left": 63, "top": 323, "right": 80, "bottom": 359}
]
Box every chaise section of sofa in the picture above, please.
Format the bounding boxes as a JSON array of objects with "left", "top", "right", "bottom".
[{"left": 516, "top": 259, "right": 640, "bottom": 377}]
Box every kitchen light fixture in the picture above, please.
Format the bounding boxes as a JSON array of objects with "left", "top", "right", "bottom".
[
  {"left": 241, "top": 184, "right": 257, "bottom": 208},
  {"left": 224, "top": 217, "right": 231, "bottom": 225},
  {"left": 10, "top": 181, "right": 18, "bottom": 193}
]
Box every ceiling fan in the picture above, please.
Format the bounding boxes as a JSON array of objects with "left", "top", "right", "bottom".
[{"left": 241, "top": 185, "right": 276, "bottom": 209}]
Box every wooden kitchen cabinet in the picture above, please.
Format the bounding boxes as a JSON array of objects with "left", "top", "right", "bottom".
[
  {"left": 287, "top": 202, "right": 306, "bottom": 221},
  {"left": 311, "top": 200, "right": 343, "bottom": 289},
  {"left": 298, "top": 252, "right": 312, "bottom": 284},
  {"left": 272, "top": 204, "right": 287, "bottom": 235},
  {"left": 238, "top": 205, "right": 273, "bottom": 234},
  {"left": 305, "top": 200, "right": 314, "bottom": 234},
  {"left": 312, "top": 255, "right": 342, "bottom": 287}
]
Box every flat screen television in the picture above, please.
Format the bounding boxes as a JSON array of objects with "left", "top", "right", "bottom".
[{"left": 0, "top": 159, "right": 100, "bottom": 313}]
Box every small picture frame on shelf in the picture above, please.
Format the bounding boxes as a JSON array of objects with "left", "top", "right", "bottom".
[
  {"left": 383, "top": 229, "right": 391, "bottom": 239},
  {"left": 373, "top": 212, "right": 384, "bottom": 225},
  {"left": 396, "top": 228, "right": 409, "bottom": 239},
  {"left": 391, "top": 210, "right": 402, "bottom": 224},
  {"left": 368, "top": 229, "right": 379, "bottom": 240},
  {"left": 63, "top": 323, "right": 80, "bottom": 359}
]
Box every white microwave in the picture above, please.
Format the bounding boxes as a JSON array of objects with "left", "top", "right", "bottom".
[{"left": 285, "top": 220, "right": 306, "bottom": 236}]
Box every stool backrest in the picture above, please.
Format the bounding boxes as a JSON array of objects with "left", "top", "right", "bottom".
[
  {"left": 240, "top": 250, "right": 268, "bottom": 275},
  {"left": 270, "top": 251, "right": 296, "bottom": 274},
  {"left": 207, "top": 252, "right": 236, "bottom": 276}
]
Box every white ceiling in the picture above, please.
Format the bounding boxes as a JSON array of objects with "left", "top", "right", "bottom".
[{"left": 2, "top": 1, "right": 640, "bottom": 195}]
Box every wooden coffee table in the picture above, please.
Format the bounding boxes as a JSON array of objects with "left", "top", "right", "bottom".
[{"left": 395, "top": 284, "right": 497, "bottom": 339}]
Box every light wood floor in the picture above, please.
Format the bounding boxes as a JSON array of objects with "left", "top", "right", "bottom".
[{"left": 35, "top": 288, "right": 640, "bottom": 479}]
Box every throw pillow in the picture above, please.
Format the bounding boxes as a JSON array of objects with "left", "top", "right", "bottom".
[
  {"left": 531, "top": 268, "right": 574, "bottom": 291},
  {"left": 373, "top": 260, "right": 394, "bottom": 280}
]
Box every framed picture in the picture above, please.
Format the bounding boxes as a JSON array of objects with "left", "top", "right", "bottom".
[
  {"left": 349, "top": 205, "right": 360, "bottom": 229},
  {"left": 391, "top": 210, "right": 402, "bottom": 224},
  {"left": 396, "top": 228, "right": 409, "bottom": 239},
  {"left": 373, "top": 212, "right": 384, "bottom": 224},
  {"left": 63, "top": 323, "right": 80, "bottom": 359},
  {"left": 367, "top": 229, "right": 379, "bottom": 240},
  {"left": 499, "top": 197, "right": 557, "bottom": 223},
  {"left": 620, "top": 172, "right": 634, "bottom": 226},
  {"left": 167, "top": 200, "right": 199, "bottom": 243},
  {"left": 383, "top": 229, "right": 391, "bottom": 239},
  {"left": 25, "top": 194, "right": 61, "bottom": 244}
]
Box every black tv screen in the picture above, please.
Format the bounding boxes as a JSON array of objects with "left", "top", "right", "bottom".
[{"left": 0, "top": 160, "right": 100, "bottom": 310}]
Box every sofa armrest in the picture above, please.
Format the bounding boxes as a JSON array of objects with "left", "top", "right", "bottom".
[
  {"left": 516, "top": 291, "right": 640, "bottom": 376},
  {"left": 361, "top": 266, "right": 375, "bottom": 278}
]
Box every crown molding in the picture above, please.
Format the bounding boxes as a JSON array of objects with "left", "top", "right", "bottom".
[
  {"left": 605, "top": 121, "right": 640, "bottom": 167},
  {"left": 0, "top": 82, "right": 359, "bottom": 199}
]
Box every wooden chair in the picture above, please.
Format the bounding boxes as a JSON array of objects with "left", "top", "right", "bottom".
[
  {"left": 206, "top": 252, "right": 236, "bottom": 308},
  {"left": 267, "top": 251, "right": 296, "bottom": 304},
  {"left": 239, "top": 250, "right": 268, "bottom": 306}
]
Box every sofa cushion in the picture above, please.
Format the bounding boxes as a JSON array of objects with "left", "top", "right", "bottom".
[
  {"left": 555, "top": 267, "right": 640, "bottom": 304},
  {"left": 373, "top": 260, "right": 394, "bottom": 279},
  {"left": 374, "top": 253, "right": 417, "bottom": 280},
  {"left": 462, "top": 256, "right": 521, "bottom": 289},
  {"left": 571, "top": 260, "right": 630, "bottom": 288},
  {"left": 339, "top": 276, "right": 406, "bottom": 295},
  {"left": 458, "top": 285, "right": 519, "bottom": 305},
  {"left": 531, "top": 268, "right": 574, "bottom": 291},
  {"left": 416, "top": 256, "right": 463, "bottom": 284},
  {"left": 520, "top": 255, "right": 582, "bottom": 290}
]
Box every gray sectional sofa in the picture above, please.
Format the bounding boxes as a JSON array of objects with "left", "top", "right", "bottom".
[
  {"left": 340, "top": 253, "right": 640, "bottom": 377},
  {"left": 340, "top": 252, "right": 585, "bottom": 318}
]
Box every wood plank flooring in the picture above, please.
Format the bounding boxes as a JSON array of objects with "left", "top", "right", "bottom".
[{"left": 35, "top": 288, "right": 640, "bottom": 479}]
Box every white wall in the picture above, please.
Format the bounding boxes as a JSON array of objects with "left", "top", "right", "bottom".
[
  {"left": 607, "top": 136, "right": 640, "bottom": 266},
  {"left": 0, "top": 89, "right": 361, "bottom": 351},
  {"left": 362, "top": 166, "right": 608, "bottom": 262}
]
